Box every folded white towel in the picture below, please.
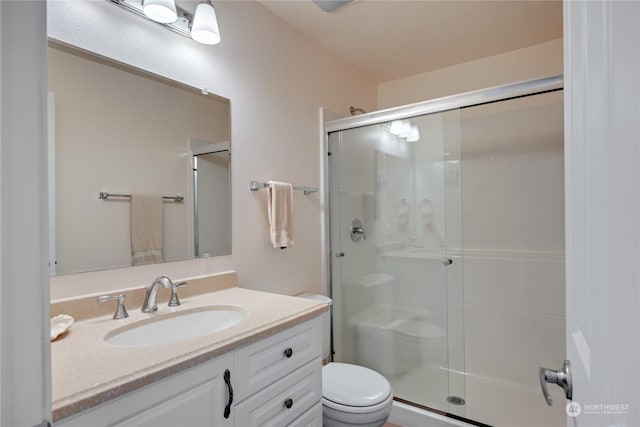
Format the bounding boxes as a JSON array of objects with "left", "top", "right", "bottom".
[
  {"left": 268, "top": 181, "right": 294, "bottom": 249},
  {"left": 131, "top": 195, "right": 164, "bottom": 265}
]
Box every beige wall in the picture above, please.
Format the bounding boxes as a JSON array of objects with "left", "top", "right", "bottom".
[
  {"left": 48, "top": 46, "right": 230, "bottom": 274},
  {"left": 377, "top": 38, "right": 563, "bottom": 109},
  {"left": 48, "top": 1, "right": 376, "bottom": 299}
]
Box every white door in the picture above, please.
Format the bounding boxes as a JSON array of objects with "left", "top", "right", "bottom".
[
  {"left": 0, "top": 1, "right": 52, "bottom": 426},
  {"left": 562, "top": 1, "right": 640, "bottom": 426},
  {"left": 48, "top": 92, "right": 57, "bottom": 275}
]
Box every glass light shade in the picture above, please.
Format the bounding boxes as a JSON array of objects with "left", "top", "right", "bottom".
[
  {"left": 143, "top": 0, "right": 177, "bottom": 23},
  {"left": 191, "top": 2, "right": 221, "bottom": 45},
  {"left": 389, "top": 120, "right": 404, "bottom": 135},
  {"left": 397, "top": 121, "right": 413, "bottom": 138},
  {"left": 406, "top": 125, "right": 421, "bottom": 142}
]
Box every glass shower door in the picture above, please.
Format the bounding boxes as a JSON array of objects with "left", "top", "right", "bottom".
[{"left": 329, "top": 109, "right": 465, "bottom": 415}]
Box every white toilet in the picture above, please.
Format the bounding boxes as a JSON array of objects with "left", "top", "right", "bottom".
[{"left": 298, "top": 294, "right": 394, "bottom": 427}]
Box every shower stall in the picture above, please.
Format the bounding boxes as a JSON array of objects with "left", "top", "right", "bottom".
[{"left": 326, "top": 76, "right": 566, "bottom": 427}]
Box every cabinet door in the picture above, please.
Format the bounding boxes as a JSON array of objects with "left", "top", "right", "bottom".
[{"left": 56, "top": 352, "right": 234, "bottom": 427}]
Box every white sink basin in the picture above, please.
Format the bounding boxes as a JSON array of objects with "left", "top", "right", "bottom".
[{"left": 105, "top": 306, "right": 248, "bottom": 347}]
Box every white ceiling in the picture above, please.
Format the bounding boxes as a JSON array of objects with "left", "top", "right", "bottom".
[{"left": 258, "top": 0, "right": 562, "bottom": 83}]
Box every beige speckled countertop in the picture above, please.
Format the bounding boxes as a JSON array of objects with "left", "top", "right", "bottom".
[{"left": 51, "top": 274, "right": 327, "bottom": 422}]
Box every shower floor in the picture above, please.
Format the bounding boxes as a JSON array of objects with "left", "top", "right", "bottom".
[{"left": 386, "top": 363, "right": 458, "bottom": 415}]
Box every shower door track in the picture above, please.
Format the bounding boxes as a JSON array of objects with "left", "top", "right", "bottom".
[
  {"left": 394, "top": 397, "right": 494, "bottom": 427},
  {"left": 325, "top": 74, "right": 563, "bottom": 132}
]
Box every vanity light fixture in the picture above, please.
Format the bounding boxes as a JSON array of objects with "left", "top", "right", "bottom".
[
  {"left": 142, "top": 0, "right": 177, "bottom": 23},
  {"left": 191, "top": 0, "right": 221, "bottom": 45},
  {"left": 109, "top": 0, "right": 221, "bottom": 45},
  {"left": 383, "top": 120, "right": 421, "bottom": 143},
  {"left": 406, "top": 125, "right": 420, "bottom": 143}
]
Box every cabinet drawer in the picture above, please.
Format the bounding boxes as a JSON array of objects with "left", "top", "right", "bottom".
[
  {"left": 235, "top": 317, "right": 321, "bottom": 401},
  {"left": 235, "top": 358, "right": 322, "bottom": 427},
  {"left": 288, "top": 402, "right": 322, "bottom": 427}
]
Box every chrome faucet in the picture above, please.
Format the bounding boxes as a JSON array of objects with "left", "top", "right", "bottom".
[{"left": 141, "top": 276, "right": 187, "bottom": 313}]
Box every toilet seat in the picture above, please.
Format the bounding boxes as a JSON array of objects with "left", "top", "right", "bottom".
[
  {"left": 322, "top": 393, "right": 394, "bottom": 426},
  {"left": 322, "top": 393, "right": 394, "bottom": 414},
  {"left": 322, "top": 362, "right": 393, "bottom": 410}
]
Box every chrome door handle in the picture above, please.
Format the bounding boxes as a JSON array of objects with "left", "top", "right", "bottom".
[{"left": 539, "top": 360, "right": 572, "bottom": 406}]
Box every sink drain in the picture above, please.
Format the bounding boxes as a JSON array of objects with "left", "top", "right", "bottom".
[{"left": 447, "top": 396, "right": 466, "bottom": 405}]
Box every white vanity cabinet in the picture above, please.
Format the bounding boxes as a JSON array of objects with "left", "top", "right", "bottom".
[
  {"left": 56, "top": 352, "right": 235, "bottom": 427},
  {"left": 55, "top": 317, "right": 322, "bottom": 427}
]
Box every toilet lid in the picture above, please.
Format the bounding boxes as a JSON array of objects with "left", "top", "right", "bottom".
[{"left": 322, "top": 363, "right": 391, "bottom": 407}]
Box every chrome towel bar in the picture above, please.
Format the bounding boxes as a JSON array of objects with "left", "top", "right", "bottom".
[
  {"left": 98, "top": 192, "right": 184, "bottom": 202},
  {"left": 249, "top": 180, "right": 317, "bottom": 195}
]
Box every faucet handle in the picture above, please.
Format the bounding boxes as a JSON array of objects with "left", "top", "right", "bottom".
[
  {"left": 168, "top": 281, "right": 187, "bottom": 307},
  {"left": 98, "top": 293, "right": 129, "bottom": 319}
]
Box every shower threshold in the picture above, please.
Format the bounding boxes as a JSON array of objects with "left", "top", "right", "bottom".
[{"left": 392, "top": 397, "right": 493, "bottom": 427}]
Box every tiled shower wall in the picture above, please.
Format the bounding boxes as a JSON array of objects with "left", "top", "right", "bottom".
[{"left": 457, "top": 91, "right": 565, "bottom": 426}]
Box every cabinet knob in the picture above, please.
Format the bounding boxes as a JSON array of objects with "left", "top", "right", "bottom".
[
  {"left": 284, "top": 398, "right": 294, "bottom": 409},
  {"left": 284, "top": 347, "right": 293, "bottom": 358}
]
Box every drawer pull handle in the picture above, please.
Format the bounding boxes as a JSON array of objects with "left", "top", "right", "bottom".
[
  {"left": 284, "top": 398, "right": 294, "bottom": 409},
  {"left": 223, "top": 369, "right": 233, "bottom": 419},
  {"left": 284, "top": 348, "right": 293, "bottom": 358}
]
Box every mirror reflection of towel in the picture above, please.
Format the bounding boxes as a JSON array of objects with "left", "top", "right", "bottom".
[
  {"left": 268, "top": 181, "right": 294, "bottom": 249},
  {"left": 131, "top": 195, "right": 164, "bottom": 265}
]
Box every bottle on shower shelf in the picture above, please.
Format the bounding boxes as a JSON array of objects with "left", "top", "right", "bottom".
[
  {"left": 396, "top": 198, "right": 410, "bottom": 227},
  {"left": 420, "top": 197, "right": 434, "bottom": 225}
]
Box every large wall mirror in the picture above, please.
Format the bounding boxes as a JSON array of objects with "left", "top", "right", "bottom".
[{"left": 48, "top": 42, "right": 231, "bottom": 276}]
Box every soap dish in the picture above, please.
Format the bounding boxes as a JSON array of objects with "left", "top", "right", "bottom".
[{"left": 51, "top": 314, "right": 74, "bottom": 341}]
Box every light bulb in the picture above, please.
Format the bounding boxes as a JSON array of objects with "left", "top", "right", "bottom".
[
  {"left": 143, "top": 0, "right": 177, "bottom": 23},
  {"left": 191, "top": 1, "right": 221, "bottom": 45}
]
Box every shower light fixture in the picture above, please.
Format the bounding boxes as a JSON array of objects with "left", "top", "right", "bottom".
[{"left": 109, "top": 0, "right": 222, "bottom": 45}]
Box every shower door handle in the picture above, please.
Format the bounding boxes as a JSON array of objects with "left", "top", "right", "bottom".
[{"left": 539, "top": 360, "right": 572, "bottom": 406}]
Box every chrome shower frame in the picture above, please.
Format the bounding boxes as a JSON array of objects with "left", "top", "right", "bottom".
[
  {"left": 326, "top": 75, "right": 563, "bottom": 133},
  {"left": 322, "top": 72, "right": 563, "bottom": 364}
]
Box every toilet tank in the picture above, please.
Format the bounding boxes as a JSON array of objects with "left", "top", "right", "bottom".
[{"left": 297, "top": 293, "right": 332, "bottom": 361}]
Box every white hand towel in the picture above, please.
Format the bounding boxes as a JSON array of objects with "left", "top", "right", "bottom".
[
  {"left": 131, "top": 195, "right": 164, "bottom": 265},
  {"left": 268, "top": 181, "right": 294, "bottom": 249}
]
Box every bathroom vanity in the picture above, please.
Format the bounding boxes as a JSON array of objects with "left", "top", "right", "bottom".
[{"left": 51, "top": 273, "right": 326, "bottom": 426}]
